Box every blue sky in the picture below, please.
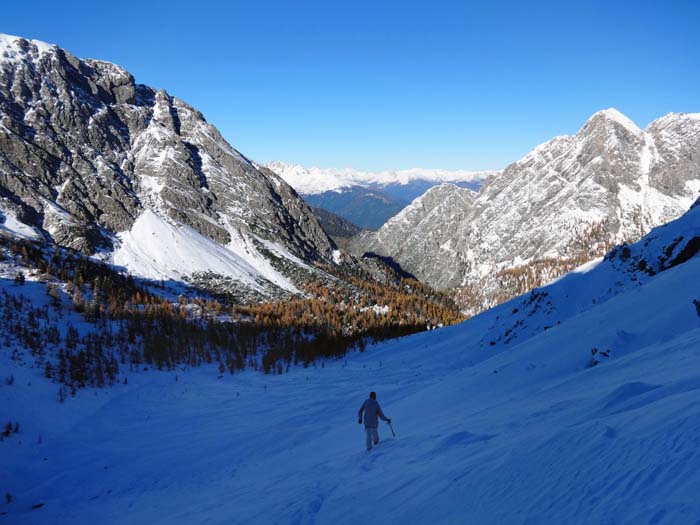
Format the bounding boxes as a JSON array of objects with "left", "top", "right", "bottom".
[{"left": 3, "top": 0, "right": 699, "bottom": 170}]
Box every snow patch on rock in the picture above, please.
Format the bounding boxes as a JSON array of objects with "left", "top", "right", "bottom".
[
  {"left": 0, "top": 33, "right": 54, "bottom": 63},
  {"left": 0, "top": 209, "right": 42, "bottom": 241}
]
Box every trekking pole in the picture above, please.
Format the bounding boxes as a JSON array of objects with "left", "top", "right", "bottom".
[{"left": 389, "top": 421, "right": 396, "bottom": 437}]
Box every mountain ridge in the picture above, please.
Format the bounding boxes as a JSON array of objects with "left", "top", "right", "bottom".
[
  {"left": 0, "top": 33, "right": 338, "bottom": 300},
  {"left": 350, "top": 107, "right": 700, "bottom": 313}
]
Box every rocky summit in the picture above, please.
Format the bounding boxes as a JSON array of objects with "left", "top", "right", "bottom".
[
  {"left": 0, "top": 34, "right": 336, "bottom": 299},
  {"left": 350, "top": 108, "right": 700, "bottom": 313}
]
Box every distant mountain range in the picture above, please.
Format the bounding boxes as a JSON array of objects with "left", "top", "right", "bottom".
[
  {"left": 264, "top": 161, "right": 498, "bottom": 229},
  {"left": 350, "top": 108, "right": 700, "bottom": 314}
]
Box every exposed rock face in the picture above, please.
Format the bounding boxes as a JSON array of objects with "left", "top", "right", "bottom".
[
  {"left": 0, "top": 34, "right": 336, "bottom": 295},
  {"left": 353, "top": 183, "right": 477, "bottom": 287},
  {"left": 351, "top": 109, "right": 700, "bottom": 310}
]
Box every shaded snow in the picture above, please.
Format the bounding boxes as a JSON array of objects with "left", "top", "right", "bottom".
[
  {"left": 4, "top": 201, "right": 700, "bottom": 524},
  {"left": 0, "top": 210, "right": 42, "bottom": 241}
]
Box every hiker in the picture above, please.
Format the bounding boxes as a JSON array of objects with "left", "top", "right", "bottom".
[{"left": 358, "top": 391, "right": 391, "bottom": 451}]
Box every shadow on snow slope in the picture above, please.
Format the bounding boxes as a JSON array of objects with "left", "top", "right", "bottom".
[{"left": 2, "top": 202, "right": 700, "bottom": 524}]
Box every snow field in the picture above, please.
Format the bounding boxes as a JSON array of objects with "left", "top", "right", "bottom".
[{"left": 2, "top": 241, "right": 700, "bottom": 523}]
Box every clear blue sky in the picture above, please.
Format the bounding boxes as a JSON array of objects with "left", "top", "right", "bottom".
[{"left": 3, "top": 0, "right": 699, "bottom": 171}]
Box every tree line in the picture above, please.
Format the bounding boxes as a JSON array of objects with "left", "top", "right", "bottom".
[{"left": 0, "top": 235, "right": 464, "bottom": 393}]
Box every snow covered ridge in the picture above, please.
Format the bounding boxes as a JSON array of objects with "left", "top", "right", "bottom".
[
  {"left": 4, "top": 180, "right": 700, "bottom": 523},
  {"left": 263, "top": 160, "right": 499, "bottom": 195},
  {"left": 351, "top": 107, "right": 700, "bottom": 312},
  {"left": 0, "top": 33, "right": 55, "bottom": 63},
  {"left": 0, "top": 33, "right": 344, "bottom": 299}
]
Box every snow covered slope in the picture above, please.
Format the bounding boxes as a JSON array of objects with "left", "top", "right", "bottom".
[
  {"left": 112, "top": 209, "right": 299, "bottom": 292},
  {"left": 3, "top": 201, "right": 700, "bottom": 523},
  {"left": 359, "top": 183, "right": 478, "bottom": 283},
  {"left": 0, "top": 33, "right": 336, "bottom": 299}
]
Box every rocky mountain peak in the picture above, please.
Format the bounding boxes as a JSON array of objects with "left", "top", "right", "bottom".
[
  {"left": 0, "top": 34, "right": 56, "bottom": 64},
  {"left": 583, "top": 107, "right": 642, "bottom": 135},
  {"left": 392, "top": 183, "right": 476, "bottom": 224},
  {"left": 350, "top": 108, "right": 700, "bottom": 313},
  {"left": 0, "top": 33, "right": 337, "bottom": 298}
]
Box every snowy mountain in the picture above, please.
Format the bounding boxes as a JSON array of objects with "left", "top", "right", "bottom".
[
  {"left": 357, "top": 182, "right": 478, "bottom": 282},
  {"left": 264, "top": 161, "right": 498, "bottom": 228},
  {"left": 351, "top": 108, "right": 700, "bottom": 312},
  {"left": 4, "top": 32, "right": 700, "bottom": 525},
  {"left": 264, "top": 161, "right": 498, "bottom": 196},
  {"left": 3, "top": 194, "right": 700, "bottom": 523},
  {"left": 0, "top": 34, "right": 337, "bottom": 299}
]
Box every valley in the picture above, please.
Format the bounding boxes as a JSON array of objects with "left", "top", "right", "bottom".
[{"left": 1, "top": 19, "right": 700, "bottom": 525}]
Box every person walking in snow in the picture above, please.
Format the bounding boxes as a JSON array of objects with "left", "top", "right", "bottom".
[{"left": 358, "top": 391, "right": 391, "bottom": 451}]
